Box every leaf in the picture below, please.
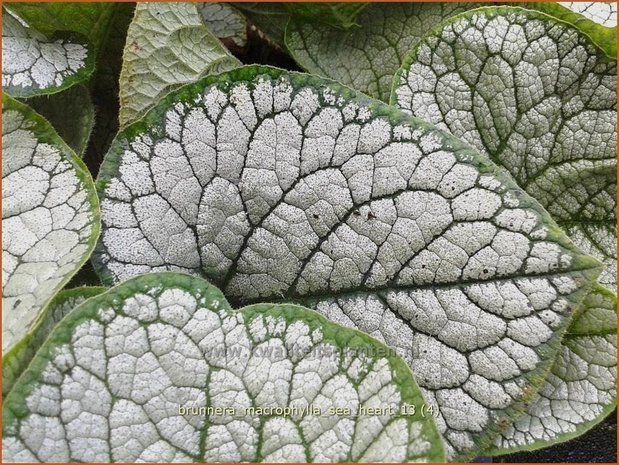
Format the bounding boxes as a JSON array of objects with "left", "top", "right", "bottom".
[
  {"left": 283, "top": 2, "right": 368, "bottom": 29},
  {"left": 234, "top": 2, "right": 292, "bottom": 51},
  {"left": 235, "top": 3, "right": 367, "bottom": 53},
  {"left": 1, "top": 9, "right": 95, "bottom": 98},
  {"left": 27, "top": 85, "right": 95, "bottom": 156},
  {"left": 491, "top": 284, "right": 617, "bottom": 453},
  {"left": 286, "top": 3, "right": 480, "bottom": 101},
  {"left": 3, "top": 2, "right": 116, "bottom": 52},
  {"left": 559, "top": 1, "right": 617, "bottom": 27},
  {"left": 94, "top": 65, "right": 601, "bottom": 459},
  {"left": 2, "top": 272, "right": 445, "bottom": 462},
  {"left": 393, "top": 6, "right": 617, "bottom": 292},
  {"left": 2, "top": 95, "right": 100, "bottom": 356},
  {"left": 2, "top": 286, "right": 106, "bottom": 398},
  {"left": 518, "top": 2, "right": 617, "bottom": 58},
  {"left": 198, "top": 2, "right": 248, "bottom": 51},
  {"left": 118, "top": 2, "right": 240, "bottom": 128}
]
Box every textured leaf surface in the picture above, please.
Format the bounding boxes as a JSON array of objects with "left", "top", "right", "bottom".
[
  {"left": 560, "top": 2, "right": 617, "bottom": 27},
  {"left": 118, "top": 2, "right": 240, "bottom": 127},
  {"left": 4, "top": 2, "right": 116, "bottom": 51},
  {"left": 393, "top": 6, "right": 617, "bottom": 292},
  {"left": 95, "top": 66, "right": 601, "bottom": 459},
  {"left": 284, "top": 2, "right": 367, "bottom": 29},
  {"left": 518, "top": 2, "right": 617, "bottom": 57},
  {"left": 286, "top": 2, "right": 478, "bottom": 101},
  {"left": 28, "top": 85, "right": 95, "bottom": 156},
  {"left": 2, "top": 286, "right": 105, "bottom": 398},
  {"left": 2, "top": 272, "right": 444, "bottom": 462},
  {"left": 234, "top": 3, "right": 291, "bottom": 51},
  {"left": 198, "top": 2, "right": 247, "bottom": 49},
  {"left": 2, "top": 96, "right": 100, "bottom": 355},
  {"left": 492, "top": 284, "right": 617, "bottom": 453},
  {"left": 1, "top": 10, "right": 94, "bottom": 98}
]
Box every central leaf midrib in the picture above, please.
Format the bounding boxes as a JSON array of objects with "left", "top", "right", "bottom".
[{"left": 230, "top": 268, "right": 596, "bottom": 307}]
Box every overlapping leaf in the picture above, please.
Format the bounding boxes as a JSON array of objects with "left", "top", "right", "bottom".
[
  {"left": 199, "top": 2, "right": 247, "bottom": 51},
  {"left": 118, "top": 2, "right": 240, "bottom": 127},
  {"left": 236, "top": 2, "right": 367, "bottom": 53},
  {"left": 2, "top": 9, "right": 95, "bottom": 98},
  {"left": 2, "top": 272, "right": 444, "bottom": 462},
  {"left": 28, "top": 85, "right": 95, "bottom": 156},
  {"left": 234, "top": 3, "right": 292, "bottom": 51},
  {"left": 393, "top": 6, "right": 617, "bottom": 292},
  {"left": 492, "top": 284, "right": 616, "bottom": 453},
  {"left": 2, "top": 286, "right": 105, "bottom": 398},
  {"left": 519, "top": 2, "right": 617, "bottom": 57},
  {"left": 94, "top": 66, "right": 601, "bottom": 459},
  {"left": 286, "top": 3, "right": 479, "bottom": 101},
  {"left": 283, "top": 2, "right": 368, "bottom": 29},
  {"left": 2, "top": 96, "right": 100, "bottom": 356},
  {"left": 561, "top": 2, "right": 617, "bottom": 27},
  {"left": 4, "top": 2, "right": 116, "bottom": 52}
]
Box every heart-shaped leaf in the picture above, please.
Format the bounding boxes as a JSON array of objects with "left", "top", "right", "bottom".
[
  {"left": 393, "top": 6, "right": 617, "bottom": 292},
  {"left": 94, "top": 65, "right": 601, "bottom": 459},
  {"left": 2, "top": 272, "right": 444, "bottom": 462},
  {"left": 2, "top": 9, "right": 95, "bottom": 98},
  {"left": 2, "top": 95, "right": 100, "bottom": 355}
]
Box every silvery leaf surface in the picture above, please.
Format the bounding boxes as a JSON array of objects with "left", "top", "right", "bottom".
[
  {"left": 491, "top": 284, "right": 617, "bottom": 453},
  {"left": 517, "top": 2, "right": 617, "bottom": 57},
  {"left": 392, "top": 6, "right": 617, "bottom": 454},
  {"left": 3, "top": 2, "right": 117, "bottom": 52},
  {"left": 286, "top": 2, "right": 479, "bottom": 101},
  {"left": 2, "top": 272, "right": 444, "bottom": 463},
  {"left": 2, "top": 10, "right": 95, "bottom": 98},
  {"left": 94, "top": 65, "right": 601, "bottom": 459},
  {"left": 561, "top": 2, "right": 617, "bottom": 27},
  {"left": 393, "top": 6, "right": 617, "bottom": 292},
  {"left": 2, "top": 286, "right": 106, "bottom": 398},
  {"left": 2, "top": 95, "right": 100, "bottom": 356}
]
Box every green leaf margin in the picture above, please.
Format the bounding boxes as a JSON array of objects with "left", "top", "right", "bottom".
[
  {"left": 2, "top": 286, "right": 106, "bottom": 398},
  {"left": 2, "top": 95, "right": 101, "bottom": 353},
  {"left": 3, "top": 271, "right": 446, "bottom": 463}
]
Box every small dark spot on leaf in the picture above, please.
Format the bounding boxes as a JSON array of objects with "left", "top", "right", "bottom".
[
  {"left": 483, "top": 268, "right": 488, "bottom": 274},
  {"left": 313, "top": 213, "right": 319, "bottom": 219},
  {"left": 353, "top": 211, "right": 360, "bottom": 216},
  {"left": 367, "top": 212, "right": 376, "bottom": 220}
]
